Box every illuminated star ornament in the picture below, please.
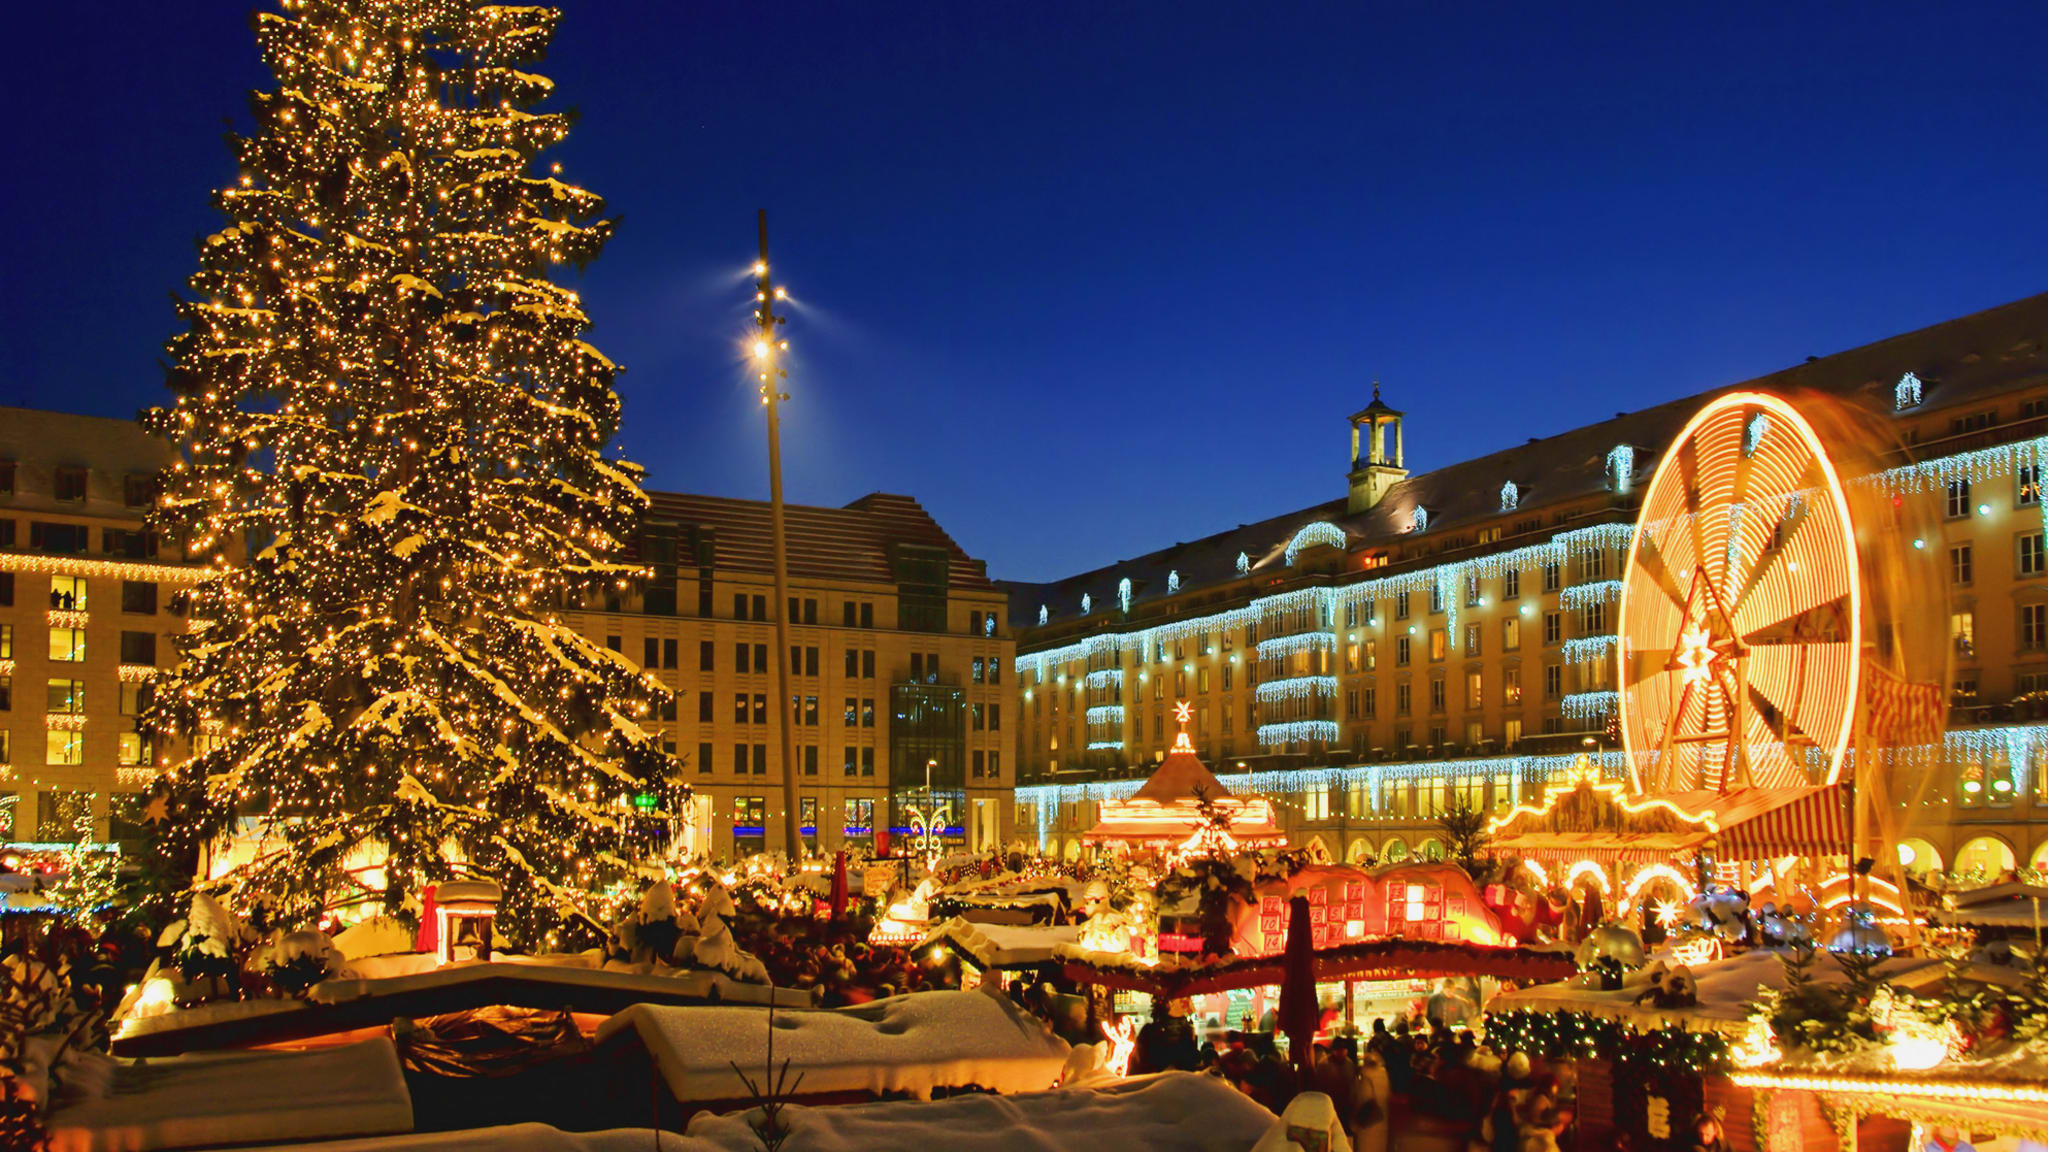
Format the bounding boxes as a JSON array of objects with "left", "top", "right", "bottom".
[
  {"left": 1171, "top": 699, "right": 1195, "bottom": 752},
  {"left": 1673, "top": 622, "right": 1719, "bottom": 688}
]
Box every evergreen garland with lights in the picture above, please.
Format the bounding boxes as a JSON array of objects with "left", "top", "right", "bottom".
[
  {"left": 1483, "top": 1010, "right": 1731, "bottom": 1074},
  {"left": 142, "top": 0, "right": 679, "bottom": 947}
]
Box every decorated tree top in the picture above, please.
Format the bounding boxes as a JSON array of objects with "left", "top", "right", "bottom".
[{"left": 145, "top": 0, "right": 679, "bottom": 946}]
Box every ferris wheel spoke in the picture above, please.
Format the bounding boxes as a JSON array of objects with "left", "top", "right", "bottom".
[
  {"left": 1728, "top": 495, "right": 1814, "bottom": 616},
  {"left": 1740, "top": 594, "right": 1854, "bottom": 647},
  {"left": 1678, "top": 437, "right": 1716, "bottom": 585},
  {"left": 1630, "top": 533, "right": 1692, "bottom": 613}
]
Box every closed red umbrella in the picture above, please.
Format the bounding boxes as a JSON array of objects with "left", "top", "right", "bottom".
[
  {"left": 830, "top": 850, "right": 849, "bottom": 920},
  {"left": 1277, "top": 894, "right": 1319, "bottom": 1075}
]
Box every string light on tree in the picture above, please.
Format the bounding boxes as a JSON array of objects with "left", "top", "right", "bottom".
[{"left": 141, "top": 0, "right": 681, "bottom": 946}]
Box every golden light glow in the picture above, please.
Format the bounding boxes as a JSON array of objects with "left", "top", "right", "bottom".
[{"left": 1728, "top": 1070, "right": 2048, "bottom": 1103}]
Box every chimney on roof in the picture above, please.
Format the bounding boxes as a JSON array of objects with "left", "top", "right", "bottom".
[{"left": 1346, "top": 381, "right": 1408, "bottom": 514}]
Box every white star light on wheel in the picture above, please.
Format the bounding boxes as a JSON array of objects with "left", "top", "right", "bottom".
[{"left": 1675, "top": 622, "right": 1718, "bottom": 687}]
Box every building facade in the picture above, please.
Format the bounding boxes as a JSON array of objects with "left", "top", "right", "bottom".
[
  {"left": 0, "top": 408, "right": 201, "bottom": 844},
  {"left": 1008, "top": 292, "right": 2048, "bottom": 885},
  {"left": 562, "top": 490, "right": 1015, "bottom": 861},
  {"left": 0, "top": 406, "right": 1014, "bottom": 859}
]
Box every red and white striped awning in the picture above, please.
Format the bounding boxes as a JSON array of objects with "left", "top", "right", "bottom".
[{"left": 1693, "top": 784, "right": 1848, "bottom": 860}]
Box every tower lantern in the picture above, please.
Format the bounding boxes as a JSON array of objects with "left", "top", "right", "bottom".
[{"left": 1347, "top": 382, "right": 1408, "bottom": 513}]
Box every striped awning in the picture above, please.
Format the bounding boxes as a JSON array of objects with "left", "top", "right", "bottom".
[{"left": 1674, "top": 784, "right": 1848, "bottom": 860}]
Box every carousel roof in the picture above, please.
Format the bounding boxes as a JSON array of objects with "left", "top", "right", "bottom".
[
  {"left": 1083, "top": 715, "right": 1287, "bottom": 845},
  {"left": 1489, "top": 772, "right": 1847, "bottom": 864}
]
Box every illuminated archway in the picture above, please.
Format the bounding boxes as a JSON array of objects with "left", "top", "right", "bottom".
[
  {"left": 1565, "top": 859, "right": 1612, "bottom": 896},
  {"left": 1416, "top": 838, "right": 1445, "bottom": 863},
  {"left": 1896, "top": 837, "right": 1943, "bottom": 878},
  {"left": 2032, "top": 840, "right": 2048, "bottom": 872},
  {"left": 1621, "top": 862, "right": 1695, "bottom": 914},
  {"left": 1618, "top": 392, "right": 1863, "bottom": 792},
  {"left": 1346, "top": 837, "right": 1375, "bottom": 864},
  {"left": 1954, "top": 834, "right": 2016, "bottom": 880},
  {"left": 1381, "top": 838, "right": 1410, "bottom": 863}
]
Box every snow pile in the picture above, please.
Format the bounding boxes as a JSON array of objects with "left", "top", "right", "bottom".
[
  {"left": 46, "top": 1036, "right": 412, "bottom": 1151},
  {"left": 261, "top": 927, "right": 356, "bottom": 996},
  {"left": 690, "top": 899, "right": 768, "bottom": 984},
  {"left": 334, "top": 917, "right": 419, "bottom": 960},
  {"left": 609, "top": 881, "right": 699, "bottom": 966},
  {"left": 596, "top": 989, "right": 1071, "bottom": 1102}
]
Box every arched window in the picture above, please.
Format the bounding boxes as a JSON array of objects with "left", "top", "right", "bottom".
[
  {"left": 1236, "top": 552, "right": 1250, "bottom": 574},
  {"left": 1117, "top": 577, "right": 1132, "bottom": 613},
  {"left": 1167, "top": 570, "right": 1180, "bottom": 594},
  {"left": 1499, "top": 482, "right": 1519, "bottom": 512},
  {"left": 1410, "top": 506, "right": 1428, "bottom": 533}
]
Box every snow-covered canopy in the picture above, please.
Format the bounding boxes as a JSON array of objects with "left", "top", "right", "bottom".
[{"left": 595, "top": 989, "right": 1071, "bottom": 1103}]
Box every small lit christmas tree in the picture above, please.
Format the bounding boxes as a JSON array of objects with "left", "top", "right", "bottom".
[{"left": 145, "top": 0, "right": 679, "bottom": 945}]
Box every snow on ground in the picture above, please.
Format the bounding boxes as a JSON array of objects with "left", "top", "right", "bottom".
[
  {"left": 47, "top": 1037, "right": 412, "bottom": 1152},
  {"left": 226, "top": 1072, "right": 1272, "bottom": 1152},
  {"left": 596, "top": 988, "right": 1070, "bottom": 1102}
]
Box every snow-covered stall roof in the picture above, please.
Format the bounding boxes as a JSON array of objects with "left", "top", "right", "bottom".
[
  {"left": 681, "top": 1070, "right": 1277, "bottom": 1151},
  {"left": 115, "top": 959, "right": 809, "bottom": 1056},
  {"left": 225, "top": 1071, "right": 1275, "bottom": 1152},
  {"left": 1485, "top": 948, "right": 1950, "bottom": 1036},
  {"left": 47, "top": 1036, "right": 412, "bottom": 1152},
  {"left": 594, "top": 989, "right": 1071, "bottom": 1103},
  {"left": 920, "top": 917, "right": 1079, "bottom": 969}
]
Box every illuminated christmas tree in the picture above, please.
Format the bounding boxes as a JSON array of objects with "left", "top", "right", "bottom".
[{"left": 144, "top": 0, "right": 679, "bottom": 945}]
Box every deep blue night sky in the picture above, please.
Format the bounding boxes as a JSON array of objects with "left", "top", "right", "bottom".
[{"left": 2, "top": 3, "right": 2043, "bottom": 581}]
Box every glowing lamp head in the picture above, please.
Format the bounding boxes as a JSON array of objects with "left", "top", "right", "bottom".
[{"left": 752, "top": 340, "right": 770, "bottom": 359}]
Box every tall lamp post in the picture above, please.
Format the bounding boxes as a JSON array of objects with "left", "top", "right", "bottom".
[{"left": 752, "top": 212, "right": 803, "bottom": 858}]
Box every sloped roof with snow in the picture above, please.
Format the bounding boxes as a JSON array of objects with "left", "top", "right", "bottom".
[
  {"left": 1006, "top": 289, "right": 2048, "bottom": 626},
  {"left": 642, "top": 490, "right": 999, "bottom": 594}
]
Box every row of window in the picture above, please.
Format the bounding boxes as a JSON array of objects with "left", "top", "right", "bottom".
[
  {"left": 1942, "top": 471, "right": 2041, "bottom": 519},
  {"left": 0, "top": 625, "right": 159, "bottom": 666},
  {"left": 681, "top": 740, "right": 1003, "bottom": 781},
  {"left": 1952, "top": 604, "right": 2048, "bottom": 657},
  {"left": 0, "top": 466, "right": 157, "bottom": 507},
  {"left": 617, "top": 635, "right": 998, "bottom": 688},
  {"left": 0, "top": 576, "right": 166, "bottom": 615},
  {"left": 1947, "top": 535, "right": 2048, "bottom": 584}
]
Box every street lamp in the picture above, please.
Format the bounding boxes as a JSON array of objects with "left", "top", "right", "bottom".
[{"left": 752, "top": 212, "right": 803, "bottom": 858}]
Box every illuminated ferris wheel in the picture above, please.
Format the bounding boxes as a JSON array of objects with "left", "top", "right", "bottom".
[{"left": 1618, "top": 392, "right": 1864, "bottom": 794}]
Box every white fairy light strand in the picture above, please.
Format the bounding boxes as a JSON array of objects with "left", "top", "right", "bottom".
[{"left": 1255, "top": 676, "right": 1339, "bottom": 703}]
